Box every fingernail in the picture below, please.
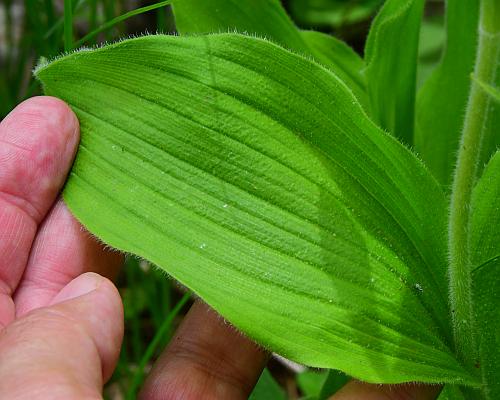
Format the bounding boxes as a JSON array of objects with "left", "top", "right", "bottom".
[{"left": 51, "top": 272, "right": 105, "bottom": 305}]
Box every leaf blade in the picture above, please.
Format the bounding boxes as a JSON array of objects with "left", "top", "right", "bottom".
[
  {"left": 471, "top": 151, "right": 500, "bottom": 396},
  {"left": 299, "top": 30, "right": 369, "bottom": 111},
  {"left": 364, "top": 0, "right": 425, "bottom": 144},
  {"left": 36, "top": 34, "right": 473, "bottom": 385},
  {"left": 472, "top": 258, "right": 500, "bottom": 398},
  {"left": 173, "top": 0, "right": 307, "bottom": 52},
  {"left": 471, "top": 151, "right": 500, "bottom": 267},
  {"left": 249, "top": 369, "right": 286, "bottom": 400},
  {"left": 288, "top": 0, "right": 383, "bottom": 30},
  {"left": 414, "top": 0, "right": 479, "bottom": 187},
  {"left": 172, "top": 0, "right": 369, "bottom": 108}
]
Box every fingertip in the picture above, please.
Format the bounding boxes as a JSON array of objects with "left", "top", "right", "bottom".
[
  {"left": 15, "top": 96, "right": 77, "bottom": 126},
  {"left": 0, "top": 96, "right": 80, "bottom": 222},
  {"left": 87, "top": 275, "right": 124, "bottom": 382},
  {"left": 15, "top": 96, "right": 80, "bottom": 165},
  {"left": 0, "top": 273, "right": 124, "bottom": 398},
  {"left": 51, "top": 271, "right": 110, "bottom": 304},
  {"left": 4, "top": 96, "right": 79, "bottom": 145},
  {"left": 52, "top": 272, "right": 124, "bottom": 381}
]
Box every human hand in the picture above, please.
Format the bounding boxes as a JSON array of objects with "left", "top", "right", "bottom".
[
  {"left": 0, "top": 96, "right": 123, "bottom": 398},
  {"left": 0, "top": 97, "right": 441, "bottom": 399}
]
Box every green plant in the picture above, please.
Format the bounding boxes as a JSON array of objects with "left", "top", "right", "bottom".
[
  {"left": 33, "top": 0, "right": 499, "bottom": 398},
  {"left": 287, "top": 0, "right": 383, "bottom": 30}
]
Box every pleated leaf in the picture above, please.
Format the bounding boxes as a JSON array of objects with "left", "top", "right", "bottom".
[
  {"left": 172, "top": 0, "right": 307, "bottom": 52},
  {"left": 299, "top": 30, "right": 368, "bottom": 111},
  {"left": 471, "top": 151, "right": 500, "bottom": 397},
  {"left": 415, "top": 0, "right": 479, "bottom": 187},
  {"left": 172, "top": 0, "right": 368, "bottom": 108},
  {"left": 364, "top": 0, "right": 425, "bottom": 144},
  {"left": 35, "top": 34, "right": 475, "bottom": 385}
]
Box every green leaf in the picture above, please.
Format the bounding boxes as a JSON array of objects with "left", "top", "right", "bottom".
[
  {"left": 471, "top": 151, "right": 500, "bottom": 267},
  {"left": 297, "top": 370, "right": 327, "bottom": 397},
  {"left": 288, "top": 0, "right": 383, "bottom": 29},
  {"left": 299, "top": 30, "right": 369, "bottom": 112},
  {"left": 470, "top": 151, "right": 500, "bottom": 396},
  {"left": 417, "top": 17, "right": 446, "bottom": 89},
  {"left": 415, "top": 0, "right": 479, "bottom": 187},
  {"left": 438, "top": 385, "right": 466, "bottom": 400},
  {"left": 472, "top": 257, "right": 500, "bottom": 398},
  {"left": 249, "top": 369, "right": 286, "bottom": 400},
  {"left": 318, "top": 370, "right": 349, "bottom": 399},
  {"left": 173, "top": 0, "right": 308, "bottom": 52},
  {"left": 36, "top": 34, "right": 475, "bottom": 385},
  {"left": 418, "top": 18, "right": 445, "bottom": 61},
  {"left": 364, "top": 0, "right": 425, "bottom": 144},
  {"left": 172, "top": 0, "right": 369, "bottom": 108},
  {"left": 295, "top": 369, "right": 349, "bottom": 399}
]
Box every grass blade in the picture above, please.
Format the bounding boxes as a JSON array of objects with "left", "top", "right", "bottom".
[
  {"left": 126, "top": 292, "right": 190, "bottom": 399},
  {"left": 74, "top": 0, "right": 174, "bottom": 48},
  {"left": 364, "top": 0, "right": 425, "bottom": 144},
  {"left": 415, "top": 0, "right": 480, "bottom": 187},
  {"left": 44, "top": 0, "right": 85, "bottom": 40}
]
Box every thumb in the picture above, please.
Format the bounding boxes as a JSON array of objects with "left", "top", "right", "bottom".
[{"left": 0, "top": 272, "right": 124, "bottom": 399}]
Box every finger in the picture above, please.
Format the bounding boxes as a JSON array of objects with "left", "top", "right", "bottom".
[
  {"left": 0, "top": 273, "right": 124, "bottom": 399},
  {"left": 332, "top": 380, "right": 442, "bottom": 400},
  {"left": 14, "top": 200, "right": 123, "bottom": 316},
  {"left": 0, "top": 96, "right": 79, "bottom": 327},
  {"left": 139, "top": 301, "right": 268, "bottom": 400}
]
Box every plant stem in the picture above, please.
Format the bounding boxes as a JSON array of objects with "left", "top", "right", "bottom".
[
  {"left": 448, "top": 0, "right": 500, "bottom": 369},
  {"left": 63, "top": 0, "right": 73, "bottom": 51}
]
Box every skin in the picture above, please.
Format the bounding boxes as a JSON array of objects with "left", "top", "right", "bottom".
[{"left": 0, "top": 96, "right": 442, "bottom": 399}]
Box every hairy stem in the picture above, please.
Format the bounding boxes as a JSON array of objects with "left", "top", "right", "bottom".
[{"left": 448, "top": 0, "right": 500, "bottom": 369}]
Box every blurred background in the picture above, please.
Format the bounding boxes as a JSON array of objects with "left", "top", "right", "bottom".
[{"left": 0, "top": 1, "right": 445, "bottom": 398}]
